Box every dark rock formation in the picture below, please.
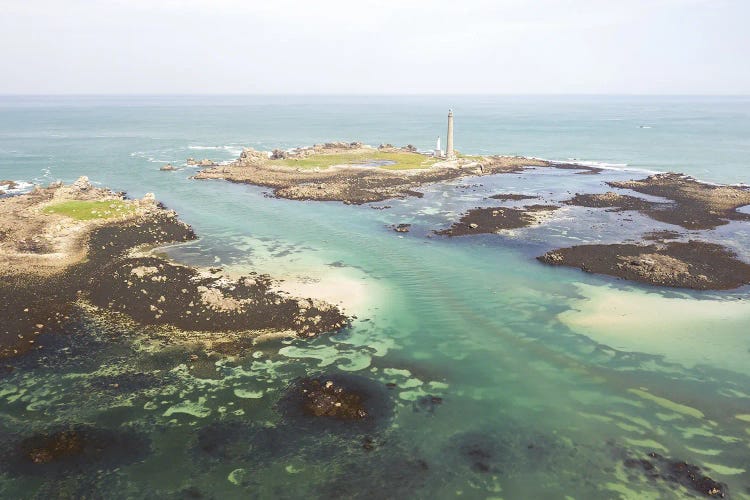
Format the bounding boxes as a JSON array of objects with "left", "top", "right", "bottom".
[
  {"left": 606, "top": 173, "right": 750, "bottom": 230},
  {"left": 277, "top": 373, "right": 394, "bottom": 431},
  {"left": 538, "top": 240, "right": 750, "bottom": 290},
  {"left": 489, "top": 193, "right": 538, "bottom": 201},
  {"left": 624, "top": 452, "right": 729, "bottom": 498},
  {"left": 437, "top": 205, "right": 558, "bottom": 236},
  {"left": 2, "top": 425, "right": 150, "bottom": 477}
]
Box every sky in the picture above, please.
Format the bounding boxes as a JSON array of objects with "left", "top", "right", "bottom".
[{"left": 1, "top": 0, "right": 748, "bottom": 94}]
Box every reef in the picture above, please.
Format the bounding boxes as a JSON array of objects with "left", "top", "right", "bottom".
[
  {"left": 489, "top": 193, "right": 538, "bottom": 201},
  {"left": 447, "top": 425, "right": 566, "bottom": 477},
  {"left": 437, "top": 204, "right": 559, "bottom": 236},
  {"left": 565, "top": 173, "right": 750, "bottom": 230},
  {"left": 0, "top": 178, "right": 349, "bottom": 360},
  {"left": 277, "top": 373, "right": 394, "bottom": 431},
  {"left": 538, "top": 240, "right": 750, "bottom": 290},
  {"left": 1, "top": 425, "right": 150, "bottom": 478},
  {"left": 624, "top": 452, "right": 729, "bottom": 498}
]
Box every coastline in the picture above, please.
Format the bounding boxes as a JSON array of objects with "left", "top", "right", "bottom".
[
  {"left": 186, "top": 142, "right": 750, "bottom": 291},
  {"left": 0, "top": 178, "right": 350, "bottom": 361}
]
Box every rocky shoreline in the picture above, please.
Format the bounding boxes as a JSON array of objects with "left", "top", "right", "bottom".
[
  {"left": 437, "top": 204, "right": 559, "bottom": 236},
  {"left": 0, "top": 178, "right": 349, "bottom": 361},
  {"left": 190, "top": 141, "right": 750, "bottom": 290},
  {"left": 539, "top": 241, "right": 750, "bottom": 290},
  {"left": 539, "top": 173, "right": 750, "bottom": 289},
  {"left": 565, "top": 173, "right": 750, "bottom": 230},
  {"left": 192, "top": 142, "right": 596, "bottom": 205}
]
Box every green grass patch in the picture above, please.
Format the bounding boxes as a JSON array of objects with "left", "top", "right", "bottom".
[
  {"left": 42, "top": 200, "right": 136, "bottom": 221},
  {"left": 273, "top": 151, "right": 437, "bottom": 170}
]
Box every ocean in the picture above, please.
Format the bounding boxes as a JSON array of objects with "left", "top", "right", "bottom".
[{"left": 1, "top": 95, "right": 749, "bottom": 498}]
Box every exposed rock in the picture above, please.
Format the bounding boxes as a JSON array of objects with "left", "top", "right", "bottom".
[
  {"left": 538, "top": 241, "right": 750, "bottom": 290},
  {"left": 71, "top": 176, "right": 92, "bottom": 191},
  {"left": 564, "top": 192, "right": 656, "bottom": 212},
  {"left": 194, "top": 143, "right": 555, "bottom": 204},
  {"left": 237, "top": 148, "right": 269, "bottom": 165},
  {"left": 437, "top": 205, "right": 559, "bottom": 236},
  {"left": 0, "top": 181, "right": 349, "bottom": 359},
  {"left": 277, "top": 373, "right": 394, "bottom": 430},
  {"left": 393, "top": 223, "right": 411, "bottom": 233},
  {"left": 270, "top": 149, "right": 289, "bottom": 160},
  {"left": 605, "top": 173, "right": 750, "bottom": 229},
  {"left": 643, "top": 229, "right": 682, "bottom": 241},
  {"left": 0, "top": 180, "right": 18, "bottom": 190},
  {"left": 186, "top": 158, "right": 217, "bottom": 167},
  {"left": 489, "top": 193, "right": 537, "bottom": 201},
  {"left": 160, "top": 163, "right": 177, "bottom": 171}
]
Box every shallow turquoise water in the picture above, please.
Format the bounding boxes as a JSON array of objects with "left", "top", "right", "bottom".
[{"left": 1, "top": 96, "right": 750, "bottom": 499}]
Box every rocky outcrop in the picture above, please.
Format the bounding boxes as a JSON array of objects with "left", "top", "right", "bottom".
[
  {"left": 0, "top": 180, "right": 350, "bottom": 360},
  {"left": 186, "top": 158, "right": 218, "bottom": 167},
  {"left": 236, "top": 148, "right": 268, "bottom": 165},
  {"left": 160, "top": 163, "right": 177, "bottom": 171},
  {"left": 437, "top": 205, "right": 558, "bottom": 236},
  {"left": 538, "top": 241, "right": 750, "bottom": 290},
  {"left": 605, "top": 173, "right": 750, "bottom": 229},
  {"left": 193, "top": 143, "right": 554, "bottom": 204}
]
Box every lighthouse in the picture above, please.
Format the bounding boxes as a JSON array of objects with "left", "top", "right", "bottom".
[{"left": 446, "top": 109, "right": 455, "bottom": 159}]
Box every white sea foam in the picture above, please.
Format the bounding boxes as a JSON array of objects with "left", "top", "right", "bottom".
[
  {"left": 545, "top": 157, "right": 661, "bottom": 176},
  {"left": 1, "top": 180, "right": 34, "bottom": 195},
  {"left": 188, "top": 144, "right": 245, "bottom": 157}
]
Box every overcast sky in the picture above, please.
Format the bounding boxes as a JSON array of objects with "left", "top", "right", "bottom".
[{"left": 1, "top": 0, "right": 748, "bottom": 94}]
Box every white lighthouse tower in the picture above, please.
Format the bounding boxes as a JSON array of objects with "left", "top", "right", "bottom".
[{"left": 435, "top": 136, "right": 443, "bottom": 157}]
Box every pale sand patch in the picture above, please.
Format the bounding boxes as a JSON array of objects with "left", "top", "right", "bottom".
[
  {"left": 559, "top": 282, "right": 750, "bottom": 374},
  {"left": 222, "top": 253, "right": 382, "bottom": 318},
  {"left": 274, "top": 269, "right": 376, "bottom": 317}
]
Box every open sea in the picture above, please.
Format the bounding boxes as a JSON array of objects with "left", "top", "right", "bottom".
[{"left": 1, "top": 95, "right": 749, "bottom": 499}]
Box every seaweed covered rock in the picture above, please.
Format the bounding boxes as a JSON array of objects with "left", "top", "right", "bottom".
[
  {"left": 278, "top": 373, "right": 394, "bottom": 430},
  {"left": 2, "top": 425, "right": 150, "bottom": 477},
  {"left": 624, "top": 452, "right": 729, "bottom": 497}
]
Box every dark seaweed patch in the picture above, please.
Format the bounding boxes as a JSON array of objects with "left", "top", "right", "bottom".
[
  {"left": 1, "top": 425, "right": 150, "bottom": 478},
  {"left": 277, "top": 373, "right": 394, "bottom": 433}
]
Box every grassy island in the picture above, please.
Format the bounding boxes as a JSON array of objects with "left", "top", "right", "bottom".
[
  {"left": 42, "top": 200, "right": 136, "bottom": 220},
  {"left": 273, "top": 150, "right": 438, "bottom": 170}
]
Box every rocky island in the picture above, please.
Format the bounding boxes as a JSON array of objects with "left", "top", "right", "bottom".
[
  {"left": 192, "top": 142, "right": 598, "bottom": 204},
  {"left": 190, "top": 142, "right": 750, "bottom": 291},
  {"left": 0, "top": 177, "right": 348, "bottom": 361}
]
